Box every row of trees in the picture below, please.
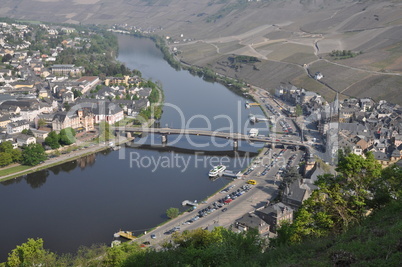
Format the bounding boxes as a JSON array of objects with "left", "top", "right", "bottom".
[
  {"left": 0, "top": 141, "right": 47, "bottom": 167},
  {"left": 329, "top": 50, "right": 362, "bottom": 59},
  {"left": 274, "top": 151, "right": 402, "bottom": 245},
  {"left": 45, "top": 128, "right": 76, "bottom": 149},
  {"left": 0, "top": 142, "right": 22, "bottom": 167}
]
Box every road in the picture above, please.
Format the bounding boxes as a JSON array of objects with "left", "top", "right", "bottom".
[{"left": 134, "top": 147, "right": 304, "bottom": 247}]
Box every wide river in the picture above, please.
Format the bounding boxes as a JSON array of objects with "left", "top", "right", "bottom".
[{"left": 0, "top": 34, "right": 268, "bottom": 259}]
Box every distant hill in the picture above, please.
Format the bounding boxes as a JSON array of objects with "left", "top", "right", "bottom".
[{"left": 1, "top": 0, "right": 402, "bottom": 103}]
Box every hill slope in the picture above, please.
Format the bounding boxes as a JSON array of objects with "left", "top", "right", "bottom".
[{"left": 1, "top": 0, "right": 402, "bottom": 103}]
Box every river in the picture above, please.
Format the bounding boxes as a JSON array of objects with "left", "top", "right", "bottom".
[{"left": 0, "top": 34, "right": 268, "bottom": 260}]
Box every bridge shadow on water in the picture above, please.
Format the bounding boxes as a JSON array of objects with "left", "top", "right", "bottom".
[{"left": 125, "top": 143, "right": 258, "bottom": 158}]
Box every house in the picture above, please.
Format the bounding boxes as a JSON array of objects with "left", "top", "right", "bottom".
[
  {"left": 16, "top": 134, "right": 36, "bottom": 146},
  {"left": 30, "top": 128, "right": 49, "bottom": 140},
  {"left": 90, "top": 101, "right": 124, "bottom": 124},
  {"left": 38, "top": 88, "right": 49, "bottom": 98},
  {"left": 75, "top": 76, "right": 100, "bottom": 94},
  {"left": 6, "top": 120, "right": 29, "bottom": 134},
  {"left": 394, "top": 135, "right": 402, "bottom": 147},
  {"left": 314, "top": 72, "right": 323, "bottom": 80},
  {"left": 51, "top": 64, "right": 84, "bottom": 76},
  {"left": 373, "top": 151, "right": 390, "bottom": 167},
  {"left": 52, "top": 108, "right": 94, "bottom": 132},
  {"left": 0, "top": 115, "right": 12, "bottom": 128},
  {"left": 235, "top": 213, "right": 270, "bottom": 234},
  {"left": 137, "top": 87, "right": 152, "bottom": 99},
  {"left": 281, "top": 179, "right": 311, "bottom": 210},
  {"left": 62, "top": 91, "right": 75, "bottom": 103},
  {"left": 254, "top": 202, "right": 293, "bottom": 233},
  {"left": 0, "top": 134, "right": 14, "bottom": 145}
]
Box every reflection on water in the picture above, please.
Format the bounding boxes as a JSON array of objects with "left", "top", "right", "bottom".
[{"left": 1, "top": 154, "right": 99, "bottom": 188}]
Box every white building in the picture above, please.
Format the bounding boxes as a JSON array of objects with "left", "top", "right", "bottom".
[{"left": 6, "top": 120, "right": 29, "bottom": 134}]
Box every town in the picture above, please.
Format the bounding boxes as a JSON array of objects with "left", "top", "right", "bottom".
[
  {"left": 0, "top": 21, "right": 161, "bottom": 168},
  {"left": 1, "top": 18, "right": 402, "bottom": 265}
]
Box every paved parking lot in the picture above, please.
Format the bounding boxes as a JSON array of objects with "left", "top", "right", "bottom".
[{"left": 135, "top": 147, "right": 304, "bottom": 247}]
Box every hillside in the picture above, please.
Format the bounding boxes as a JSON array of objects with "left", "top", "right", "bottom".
[{"left": 1, "top": 0, "right": 402, "bottom": 103}]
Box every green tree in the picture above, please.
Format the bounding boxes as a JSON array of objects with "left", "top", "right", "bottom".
[
  {"left": 0, "top": 141, "right": 13, "bottom": 153},
  {"left": 37, "top": 118, "right": 47, "bottom": 128},
  {"left": 295, "top": 104, "right": 303, "bottom": 117},
  {"left": 10, "top": 149, "right": 22, "bottom": 163},
  {"left": 0, "top": 152, "right": 13, "bottom": 166},
  {"left": 72, "top": 89, "right": 83, "bottom": 98},
  {"left": 6, "top": 238, "right": 56, "bottom": 267},
  {"left": 0, "top": 141, "right": 21, "bottom": 164},
  {"left": 21, "top": 144, "right": 47, "bottom": 166},
  {"left": 103, "top": 242, "right": 142, "bottom": 266},
  {"left": 59, "top": 128, "right": 76, "bottom": 146},
  {"left": 45, "top": 131, "right": 60, "bottom": 149},
  {"left": 282, "top": 166, "right": 301, "bottom": 185},
  {"left": 166, "top": 207, "right": 179, "bottom": 219},
  {"left": 371, "top": 164, "right": 402, "bottom": 208}
]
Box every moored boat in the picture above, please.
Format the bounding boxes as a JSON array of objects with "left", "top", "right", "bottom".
[{"left": 208, "top": 165, "right": 226, "bottom": 177}]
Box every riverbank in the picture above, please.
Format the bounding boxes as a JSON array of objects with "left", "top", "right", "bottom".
[
  {"left": 0, "top": 85, "right": 164, "bottom": 182},
  {"left": 0, "top": 137, "right": 133, "bottom": 182}
]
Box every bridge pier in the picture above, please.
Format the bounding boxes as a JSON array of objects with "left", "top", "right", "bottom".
[{"left": 161, "top": 134, "right": 168, "bottom": 144}]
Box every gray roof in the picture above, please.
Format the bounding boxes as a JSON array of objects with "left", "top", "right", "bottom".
[
  {"left": 283, "top": 180, "right": 309, "bottom": 204},
  {"left": 257, "top": 202, "right": 293, "bottom": 217},
  {"left": 373, "top": 151, "right": 388, "bottom": 161},
  {"left": 236, "top": 213, "right": 266, "bottom": 230}
]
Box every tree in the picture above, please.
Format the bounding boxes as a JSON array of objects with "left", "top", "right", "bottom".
[
  {"left": 59, "top": 128, "right": 76, "bottom": 145},
  {"left": 45, "top": 131, "right": 60, "bottom": 149},
  {"left": 0, "top": 141, "right": 13, "bottom": 153},
  {"left": 295, "top": 104, "right": 303, "bottom": 117},
  {"left": 37, "top": 118, "right": 47, "bottom": 128},
  {"left": 2, "top": 53, "right": 12, "bottom": 63},
  {"left": 0, "top": 152, "right": 13, "bottom": 166},
  {"left": 166, "top": 207, "right": 179, "bottom": 219},
  {"left": 21, "top": 144, "right": 47, "bottom": 166},
  {"left": 73, "top": 89, "right": 83, "bottom": 98},
  {"left": 6, "top": 238, "right": 56, "bottom": 267},
  {"left": 282, "top": 166, "right": 301, "bottom": 185},
  {"left": 10, "top": 149, "right": 22, "bottom": 163}
]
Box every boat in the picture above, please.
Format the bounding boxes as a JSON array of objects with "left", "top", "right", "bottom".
[
  {"left": 208, "top": 165, "right": 226, "bottom": 177},
  {"left": 114, "top": 230, "right": 136, "bottom": 240}
]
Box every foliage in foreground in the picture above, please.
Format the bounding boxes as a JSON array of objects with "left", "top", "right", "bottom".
[{"left": 2, "top": 202, "right": 402, "bottom": 267}]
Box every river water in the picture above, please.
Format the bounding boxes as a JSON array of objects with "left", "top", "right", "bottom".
[{"left": 0, "top": 34, "right": 268, "bottom": 259}]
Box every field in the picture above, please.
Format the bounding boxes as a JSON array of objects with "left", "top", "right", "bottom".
[
  {"left": 308, "top": 61, "right": 372, "bottom": 93},
  {"left": 343, "top": 75, "right": 402, "bottom": 103},
  {"left": 291, "top": 75, "right": 336, "bottom": 102}
]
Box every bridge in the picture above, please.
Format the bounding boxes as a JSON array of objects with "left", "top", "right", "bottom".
[{"left": 113, "top": 126, "right": 307, "bottom": 149}]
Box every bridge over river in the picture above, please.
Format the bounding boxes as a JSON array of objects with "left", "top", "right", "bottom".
[{"left": 113, "top": 127, "right": 308, "bottom": 150}]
